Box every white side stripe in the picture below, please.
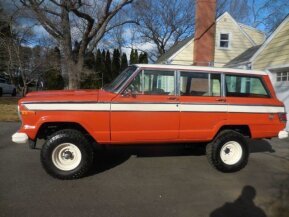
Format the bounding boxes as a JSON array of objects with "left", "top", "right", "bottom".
[
  {"left": 228, "top": 105, "right": 284, "bottom": 113},
  {"left": 24, "top": 103, "right": 285, "bottom": 113},
  {"left": 180, "top": 104, "right": 227, "bottom": 112},
  {"left": 111, "top": 103, "right": 179, "bottom": 111},
  {"left": 25, "top": 103, "right": 110, "bottom": 111}
]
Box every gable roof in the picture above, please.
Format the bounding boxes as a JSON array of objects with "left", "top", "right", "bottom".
[
  {"left": 156, "top": 11, "right": 261, "bottom": 64},
  {"left": 238, "top": 23, "right": 266, "bottom": 45},
  {"left": 225, "top": 45, "right": 261, "bottom": 67},
  {"left": 218, "top": 12, "right": 257, "bottom": 46},
  {"left": 156, "top": 36, "right": 194, "bottom": 63},
  {"left": 249, "top": 14, "right": 289, "bottom": 63}
]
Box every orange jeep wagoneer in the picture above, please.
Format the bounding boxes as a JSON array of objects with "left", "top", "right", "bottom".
[{"left": 12, "top": 64, "right": 288, "bottom": 179}]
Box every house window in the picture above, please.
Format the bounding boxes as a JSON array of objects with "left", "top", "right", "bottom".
[
  {"left": 276, "top": 72, "right": 289, "bottom": 82},
  {"left": 220, "top": 33, "right": 230, "bottom": 48}
]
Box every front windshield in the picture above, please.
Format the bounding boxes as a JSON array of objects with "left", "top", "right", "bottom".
[{"left": 104, "top": 66, "right": 137, "bottom": 92}]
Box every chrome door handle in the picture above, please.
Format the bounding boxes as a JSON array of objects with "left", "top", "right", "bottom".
[
  {"left": 168, "top": 97, "right": 178, "bottom": 100},
  {"left": 216, "top": 98, "right": 226, "bottom": 102}
]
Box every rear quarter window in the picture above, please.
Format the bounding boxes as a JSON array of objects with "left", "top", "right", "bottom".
[{"left": 225, "top": 75, "right": 269, "bottom": 98}]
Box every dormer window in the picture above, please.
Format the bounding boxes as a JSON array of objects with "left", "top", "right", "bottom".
[{"left": 219, "top": 33, "right": 230, "bottom": 48}]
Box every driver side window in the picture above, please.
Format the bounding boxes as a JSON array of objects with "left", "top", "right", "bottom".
[{"left": 126, "top": 70, "right": 176, "bottom": 95}]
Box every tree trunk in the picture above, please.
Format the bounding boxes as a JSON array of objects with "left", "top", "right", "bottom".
[
  {"left": 20, "top": 83, "right": 28, "bottom": 97},
  {"left": 60, "top": 5, "right": 81, "bottom": 90},
  {"left": 59, "top": 44, "right": 85, "bottom": 90},
  {"left": 67, "top": 59, "right": 80, "bottom": 89}
]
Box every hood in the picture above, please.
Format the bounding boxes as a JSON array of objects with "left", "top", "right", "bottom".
[{"left": 21, "top": 89, "right": 101, "bottom": 103}]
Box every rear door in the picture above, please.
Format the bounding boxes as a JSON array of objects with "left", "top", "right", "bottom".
[
  {"left": 111, "top": 69, "right": 180, "bottom": 143},
  {"left": 224, "top": 73, "right": 283, "bottom": 137},
  {"left": 179, "top": 71, "right": 227, "bottom": 141}
]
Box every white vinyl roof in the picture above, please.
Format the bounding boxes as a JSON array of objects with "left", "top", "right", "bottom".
[{"left": 134, "top": 64, "right": 267, "bottom": 76}]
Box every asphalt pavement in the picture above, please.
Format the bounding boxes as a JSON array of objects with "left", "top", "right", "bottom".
[{"left": 0, "top": 122, "right": 289, "bottom": 217}]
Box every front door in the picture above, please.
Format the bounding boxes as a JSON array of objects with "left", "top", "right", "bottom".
[{"left": 111, "top": 69, "right": 179, "bottom": 143}]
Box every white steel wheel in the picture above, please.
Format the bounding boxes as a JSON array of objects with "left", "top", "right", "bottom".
[
  {"left": 52, "top": 143, "right": 82, "bottom": 171},
  {"left": 220, "top": 141, "right": 243, "bottom": 165}
]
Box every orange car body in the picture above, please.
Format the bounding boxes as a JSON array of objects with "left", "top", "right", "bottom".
[{"left": 14, "top": 64, "right": 287, "bottom": 145}]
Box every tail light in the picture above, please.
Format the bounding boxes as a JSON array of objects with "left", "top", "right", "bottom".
[{"left": 278, "top": 113, "right": 287, "bottom": 123}]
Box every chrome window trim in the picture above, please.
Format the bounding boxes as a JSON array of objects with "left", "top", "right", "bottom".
[{"left": 116, "top": 67, "right": 142, "bottom": 94}]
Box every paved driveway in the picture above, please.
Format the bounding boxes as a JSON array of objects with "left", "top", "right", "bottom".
[{"left": 0, "top": 122, "right": 288, "bottom": 217}]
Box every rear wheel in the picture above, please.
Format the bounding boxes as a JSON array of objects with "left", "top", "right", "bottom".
[
  {"left": 206, "top": 130, "right": 249, "bottom": 172},
  {"left": 41, "top": 129, "right": 94, "bottom": 179}
]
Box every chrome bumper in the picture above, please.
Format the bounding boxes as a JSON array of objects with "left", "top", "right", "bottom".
[
  {"left": 278, "top": 130, "right": 288, "bottom": 139},
  {"left": 12, "top": 132, "right": 29, "bottom": 144}
]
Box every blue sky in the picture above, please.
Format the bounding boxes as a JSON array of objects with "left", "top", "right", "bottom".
[{"left": 2, "top": 0, "right": 289, "bottom": 52}]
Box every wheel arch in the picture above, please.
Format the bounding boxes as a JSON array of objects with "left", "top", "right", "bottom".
[
  {"left": 36, "top": 122, "right": 96, "bottom": 143},
  {"left": 215, "top": 125, "right": 251, "bottom": 139}
]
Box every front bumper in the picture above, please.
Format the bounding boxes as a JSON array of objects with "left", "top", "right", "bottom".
[
  {"left": 12, "top": 132, "right": 29, "bottom": 144},
  {"left": 278, "top": 130, "right": 289, "bottom": 139}
]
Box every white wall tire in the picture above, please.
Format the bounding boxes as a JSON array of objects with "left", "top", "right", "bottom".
[
  {"left": 41, "top": 129, "right": 93, "bottom": 179},
  {"left": 206, "top": 130, "right": 249, "bottom": 173}
]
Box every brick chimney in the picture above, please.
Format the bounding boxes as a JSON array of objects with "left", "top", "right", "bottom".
[{"left": 193, "top": 0, "right": 216, "bottom": 66}]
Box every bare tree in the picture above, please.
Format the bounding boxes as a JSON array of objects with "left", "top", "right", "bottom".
[
  {"left": 133, "top": 0, "right": 195, "bottom": 59},
  {"left": 19, "top": 0, "right": 134, "bottom": 89},
  {"left": 250, "top": 0, "right": 289, "bottom": 32},
  {"left": 218, "top": 0, "right": 289, "bottom": 33},
  {"left": 0, "top": 7, "right": 62, "bottom": 96}
]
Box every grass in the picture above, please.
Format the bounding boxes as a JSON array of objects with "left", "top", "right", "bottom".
[{"left": 0, "top": 97, "right": 20, "bottom": 122}]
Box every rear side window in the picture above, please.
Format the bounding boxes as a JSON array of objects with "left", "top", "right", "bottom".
[
  {"left": 180, "top": 72, "right": 221, "bottom": 96},
  {"left": 225, "top": 75, "right": 269, "bottom": 98}
]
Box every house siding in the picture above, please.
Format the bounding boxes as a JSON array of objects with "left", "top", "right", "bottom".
[
  {"left": 252, "top": 20, "right": 289, "bottom": 70},
  {"left": 239, "top": 25, "right": 266, "bottom": 45},
  {"left": 214, "top": 13, "right": 254, "bottom": 67},
  {"left": 169, "top": 13, "right": 255, "bottom": 67},
  {"left": 171, "top": 40, "right": 194, "bottom": 65}
]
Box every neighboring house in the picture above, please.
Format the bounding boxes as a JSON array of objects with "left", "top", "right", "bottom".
[
  {"left": 226, "top": 15, "right": 289, "bottom": 129},
  {"left": 157, "top": 12, "right": 266, "bottom": 67}
]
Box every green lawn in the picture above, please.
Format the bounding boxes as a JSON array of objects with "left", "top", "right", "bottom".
[{"left": 0, "top": 97, "right": 19, "bottom": 122}]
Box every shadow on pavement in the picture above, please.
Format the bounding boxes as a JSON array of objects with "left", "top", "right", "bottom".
[
  {"left": 248, "top": 139, "right": 275, "bottom": 153},
  {"left": 210, "top": 186, "right": 267, "bottom": 217},
  {"left": 88, "top": 144, "right": 206, "bottom": 176},
  {"left": 89, "top": 149, "right": 131, "bottom": 175},
  {"left": 88, "top": 139, "right": 276, "bottom": 176}
]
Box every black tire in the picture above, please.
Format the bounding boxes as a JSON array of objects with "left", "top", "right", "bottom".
[
  {"left": 206, "top": 130, "right": 249, "bottom": 173},
  {"left": 11, "top": 88, "right": 16, "bottom": 96},
  {"left": 41, "top": 129, "right": 94, "bottom": 179},
  {"left": 0, "top": 88, "right": 2, "bottom": 97}
]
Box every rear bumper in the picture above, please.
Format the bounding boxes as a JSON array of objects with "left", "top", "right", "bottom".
[
  {"left": 278, "top": 130, "right": 288, "bottom": 139},
  {"left": 12, "top": 132, "right": 29, "bottom": 144}
]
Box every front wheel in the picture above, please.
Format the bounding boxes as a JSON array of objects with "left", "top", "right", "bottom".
[
  {"left": 41, "top": 129, "right": 94, "bottom": 179},
  {"left": 206, "top": 130, "right": 249, "bottom": 172}
]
